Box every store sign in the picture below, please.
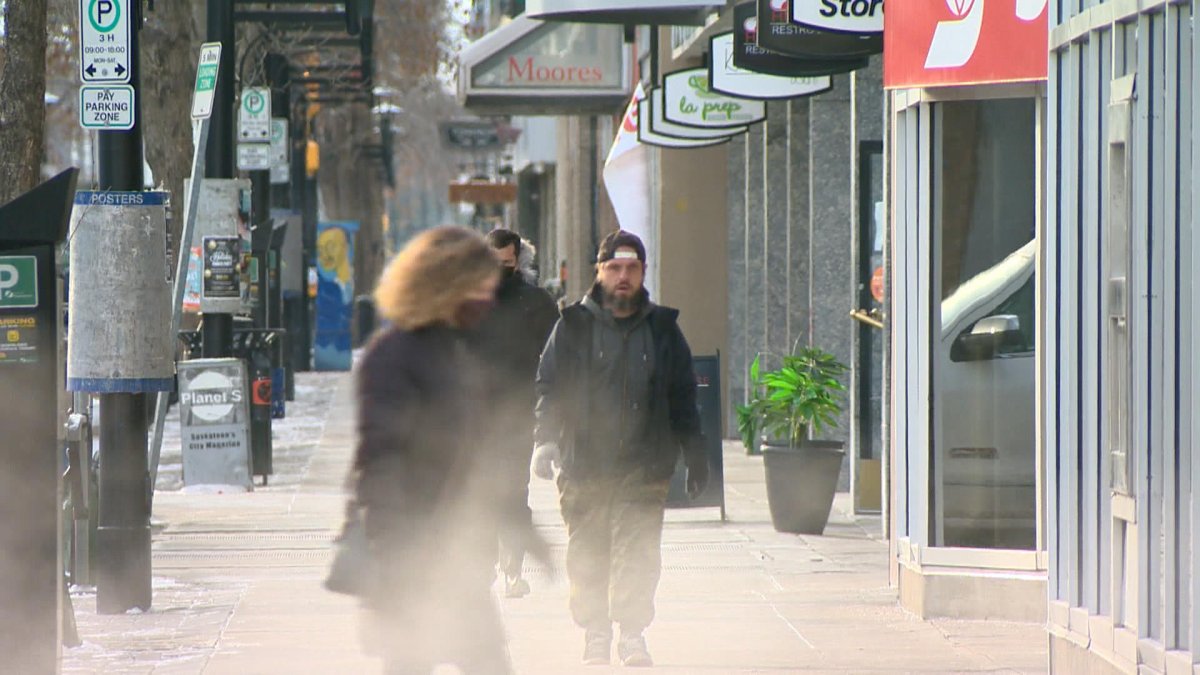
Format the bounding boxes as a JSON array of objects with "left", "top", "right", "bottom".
[
  {"left": 737, "top": 4, "right": 867, "bottom": 77},
  {"left": 440, "top": 120, "right": 504, "bottom": 151},
  {"left": 648, "top": 88, "right": 748, "bottom": 141},
  {"left": 525, "top": 0, "right": 725, "bottom": 25},
  {"left": 884, "top": 0, "right": 1048, "bottom": 87},
  {"left": 793, "top": 0, "right": 884, "bottom": 33},
  {"left": 711, "top": 33, "right": 833, "bottom": 99},
  {"left": 459, "top": 16, "right": 630, "bottom": 114},
  {"left": 637, "top": 91, "right": 731, "bottom": 149},
  {"left": 754, "top": 0, "right": 880, "bottom": 58},
  {"left": 662, "top": 68, "right": 766, "bottom": 129}
]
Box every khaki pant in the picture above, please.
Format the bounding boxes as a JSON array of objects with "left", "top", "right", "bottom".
[{"left": 558, "top": 471, "right": 670, "bottom": 633}]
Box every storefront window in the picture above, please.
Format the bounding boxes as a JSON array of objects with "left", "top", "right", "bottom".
[{"left": 933, "top": 98, "right": 1038, "bottom": 550}]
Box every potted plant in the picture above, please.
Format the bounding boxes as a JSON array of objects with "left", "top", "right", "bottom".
[{"left": 745, "top": 347, "right": 848, "bottom": 535}]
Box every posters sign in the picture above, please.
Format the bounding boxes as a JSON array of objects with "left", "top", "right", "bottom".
[{"left": 178, "top": 358, "right": 253, "bottom": 488}]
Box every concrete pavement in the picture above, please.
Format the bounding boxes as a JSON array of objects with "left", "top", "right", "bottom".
[{"left": 62, "top": 370, "right": 1048, "bottom": 674}]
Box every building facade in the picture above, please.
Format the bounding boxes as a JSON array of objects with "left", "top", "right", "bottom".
[{"left": 1045, "top": 0, "right": 1200, "bottom": 671}]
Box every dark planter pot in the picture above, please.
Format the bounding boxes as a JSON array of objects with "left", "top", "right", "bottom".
[{"left": 762, "top": 440, "right": 845, "bottom": 535}]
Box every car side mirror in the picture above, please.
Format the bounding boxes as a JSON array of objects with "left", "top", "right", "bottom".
[{"left": 950, "top": 314, "right": 1024, "bottom": 362}]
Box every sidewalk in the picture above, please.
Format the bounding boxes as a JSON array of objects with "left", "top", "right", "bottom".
[{"left": 63, "top": 370, "right": 1048, "bottom": 674}]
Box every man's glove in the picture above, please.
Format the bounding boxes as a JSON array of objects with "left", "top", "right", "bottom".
[
  {"left": 531, "top": 442, "right": 561, "bottom": 480},
  {"left": 686, "top": 456, "right": 709, "bottom": 498}
]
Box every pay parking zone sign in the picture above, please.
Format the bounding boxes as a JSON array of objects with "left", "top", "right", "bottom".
[{"left": 79, "top": 85, "right": 134, "bottom": 130}]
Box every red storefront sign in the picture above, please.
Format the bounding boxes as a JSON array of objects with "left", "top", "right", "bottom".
[{"left": 883, "top": 0, "right": 1048, "bottom": 88}]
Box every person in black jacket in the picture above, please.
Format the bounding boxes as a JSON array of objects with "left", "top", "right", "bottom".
[
  {"left": 353, "top": 226, "right": 527, "bottom": 675},
  {"left": 470, "top": 229, "right": 559, "bottom": 598},
  {"left": 531, "top": 230, "right": 708, "bottom": 667}
]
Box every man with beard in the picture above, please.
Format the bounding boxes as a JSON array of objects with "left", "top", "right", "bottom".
[
  {"left": 531, "top": 230, "right": 708, "bottom": 667},
  {"left": 472, "top": 229, "right": 560, "bottom": 598}
]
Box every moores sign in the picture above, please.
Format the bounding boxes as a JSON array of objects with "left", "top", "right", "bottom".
[{"left": 459, "top": 16, "right": 630, "bottom": 115}]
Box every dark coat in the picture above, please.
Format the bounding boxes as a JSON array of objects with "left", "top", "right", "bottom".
[
  {"left": 352, "top": 325, "right": 507, "bottom": 665},
  {"left": 534, "top": 291, "right": 704, "bottom": 482},
  {"left": 470, "top": 272, "right": 560, "bottom": 418}
]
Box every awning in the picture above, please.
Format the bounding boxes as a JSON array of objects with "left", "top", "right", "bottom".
[
  {"left": 458, "top": 16, "right": 631, "bottom": 115},
  {"left": 525, "top": 0, "right": 727, "bottom": 26}
]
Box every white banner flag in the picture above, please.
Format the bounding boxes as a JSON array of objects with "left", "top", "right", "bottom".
[{"left": 602, "top": 83, "right": 655, "bottom": 295}]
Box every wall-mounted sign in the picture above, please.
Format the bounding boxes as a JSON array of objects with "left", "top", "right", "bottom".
[
  {"left": 662, "top": 68, "right": 767, "bottom": 130},
  {"left": 439, "top": 120, "right": 505, "bottom": 151},
  {"left": 711, "top": 33, "right": 833, "bottom": 99},
  {"left": 526, "top": 0, "right": 725, "bottom": 25},
  {"left": 737, "top": 4, "right": 867, "bottom": 77},
  {"left": 754, "top": 0, "right": 880, "bottom": 58},
  {"left": 458, "top": 16, "right": 631, "bottom": 115},
  {"left": 884, "top": 0, "right": 1048, "bottom": 87},
  {"left": 648, "top": 88, "right": 748, "bottom": 140},
  {"left": 793, "top": 0, "right": 883, "bottom": 34},
  {"left": 637, "top": 91, "right": 731, "bottom": 149}
]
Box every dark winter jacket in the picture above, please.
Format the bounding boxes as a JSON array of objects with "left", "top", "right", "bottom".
[
  {"left": 354, "top": 325, "right": 488, "bottom": 518},
  {"left": 469, "top": 272, "right": 560, "bottom": 418},
  {"left": 534, "top": 288, "right": 704, "bottom": 482}
]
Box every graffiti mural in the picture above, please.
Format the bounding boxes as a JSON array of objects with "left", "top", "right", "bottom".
[{"left": 314, "top": 221, "right": 358, "bottom": 371}]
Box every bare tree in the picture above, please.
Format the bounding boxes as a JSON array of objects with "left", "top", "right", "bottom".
[
  {"left": 141, "top": 2, "right": 202, "bottom": 254},
  {"left": 0, "top": 0, "right": 48, "bottom": 204}
]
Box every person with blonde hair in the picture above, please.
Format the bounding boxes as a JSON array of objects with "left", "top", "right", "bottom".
[{"left": 352, "top": 225, "right": 520, "bottom": 675}]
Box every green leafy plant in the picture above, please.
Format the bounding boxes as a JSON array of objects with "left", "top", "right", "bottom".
[{"left": 740, "top": 347, "right": 848, "bottom": 449}]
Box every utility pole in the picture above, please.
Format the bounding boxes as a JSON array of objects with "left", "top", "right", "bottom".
[
  {"left": 95, "top": 0, "right": 152, "bottom": 614},
  {"left": 203, "top": 0, "right": 235, "bottom": 359}
]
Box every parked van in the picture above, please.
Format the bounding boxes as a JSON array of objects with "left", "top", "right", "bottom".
[{"left": 937, "top": 239, "right": 1037, "bottom": 549}]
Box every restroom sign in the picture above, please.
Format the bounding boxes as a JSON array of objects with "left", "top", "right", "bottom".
[
  {"left": 0, "top": 257, "right": 38, "bottom": 309},
  {"left": 79, "top": 0, "right": 131, "bottom": 83}
]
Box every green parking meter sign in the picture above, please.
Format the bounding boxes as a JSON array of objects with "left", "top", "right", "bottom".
[{"left": 0, "top": 257, "right": 38, "bottom": 309}]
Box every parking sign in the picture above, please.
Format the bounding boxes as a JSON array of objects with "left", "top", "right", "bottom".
[{"left": 79, "top": 0, "right": 131, "bottom": 84}]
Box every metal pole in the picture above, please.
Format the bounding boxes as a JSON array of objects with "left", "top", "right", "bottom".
[
  {"left": 203, "top": 0, "right": 235, "bottom": 359},
  {"left": 94, "top": 0, "right": 150, "bottom": 615},
  {"left": 148, "top": 118, "right": 212, "bottom": 496}
]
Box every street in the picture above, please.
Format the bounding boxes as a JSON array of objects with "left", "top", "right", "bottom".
[{"left": 62, "top": 369, "right": 1046, "bottom": 674}]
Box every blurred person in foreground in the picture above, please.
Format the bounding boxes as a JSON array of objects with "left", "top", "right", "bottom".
[
  {"left": 470, "top": 229, "right": 560, "bottom": 598},
  {"left": 353, "top": 226, "right": 530, "bottom": 675},
  {"left": 531, "top": 230, "right": 709, "bottom": 667}
]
